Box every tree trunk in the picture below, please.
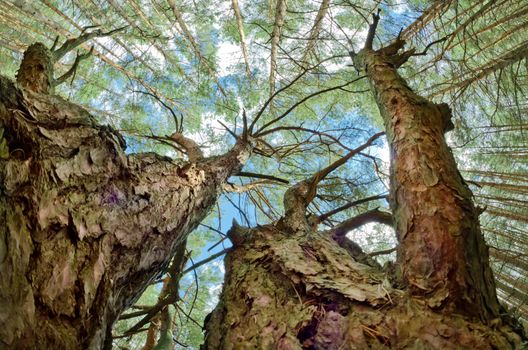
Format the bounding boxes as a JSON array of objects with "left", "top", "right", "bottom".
[
  {"left": 0, "top": 44, "right": 251, "bottom": 349},
  {"left": 203, "top": 224, "right": 522, "bottom": 349},
  {"left": 351, "top": 38, "right": 500, "bottom": 322}
]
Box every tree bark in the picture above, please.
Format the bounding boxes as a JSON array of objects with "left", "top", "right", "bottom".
[
  {"left": 0, "top": 44, "right": 251, "bottom": 349},
  {"left": 203, "top": 223, "right": 523, "bottom": 349},
  {"left": 352, "top": 37, "right": 501, "bottom": 322}
]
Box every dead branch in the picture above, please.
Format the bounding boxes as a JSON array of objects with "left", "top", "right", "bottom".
[
  {"left": 53, "top": 46, "right": 94, "bottom": 86},
  {"left": 222, "top": 179, "right": 282, "bottom": 193},
  {"left": 254, "top": 77, "right": 366, "bottom": 136},
  {"left": 182, "top": 249, "right": 230, "bottom": 274},
  {"left": 318, "top": 194, "right": 388, "bottom": 222},
  {"left": 124, "top": 242, "right": 188, "bottom": 335},
  {"left": 236, "top": 171, "right": 289, "bottom": 184},
  {"left": 52, "top": 26, "right": 126, "bottom": 61},
  {"left": 365, "top": 8, "right": 381, "bottom": 50}
]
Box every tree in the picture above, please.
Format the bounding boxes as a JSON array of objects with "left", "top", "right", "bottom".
[
  {"left": 0, "top": 0, "right": 527, "bottom": 349},
  {"left": 0, "top": 33, "right": 254, "bottom": 348},
  {"left": 202, "top": 9, "right": 525, "bottom": 349}
]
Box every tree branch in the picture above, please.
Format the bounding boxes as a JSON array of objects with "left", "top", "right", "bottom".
[
  {"left": 411, "top": 37, "right": 448, "bottom": 56},
  {"left": 169, "top": 133, "right": 203, "bottom": 162},
  {"left": 52, "top": 26, "right": 126, "bottom": 61},
  {"left": 182, "top": 249, "right": 230, "bottom": 275},
  {"left": 269, "top": 0, "right": 287, "bottom": 96},
  {"left": 249, "top": 66, "right": 310, "bottom": 133},
  {"left": 236, "top": 171, "right": 289, "bottom": 184},
  {"left": 53, "top": 47, "right": 94, "bottom": 86},
  {"left": 301, "top": 0, "right": 330, "bottom": 62},
  {"left": 222, "top": 179, "right": 282, "bottom": 193},
  {"left": 368, "top": 247, "right": 397, "bottom": 257},
  {"left": 364, "top": 8, "right": 381, "bottom": 50},
  {"left": 254, "top": 77, "right": 366, "bottom": 136},
  {"left": 231, "top": 0, "right": 251, "bottom": 79},
  {"left": 124, "top": 242, "right": 188, "bottom": 335},
  {"left": 326, "top": 208, "right": 393, "bottom": 238},
  {"left": 318, "top": 194, "right": 388, "bottom": 222},
  {"left": 304, "top": 131, "right": 384, "bottom": 203},
  {"left": 133, "top": 90, "right": 181, "bottom": 132}
]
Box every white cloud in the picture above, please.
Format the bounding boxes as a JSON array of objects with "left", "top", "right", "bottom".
[{"left": 216, "top": 41, "right": 243, "bottom": 76}]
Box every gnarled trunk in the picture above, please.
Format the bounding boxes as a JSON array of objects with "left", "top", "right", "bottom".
[
  {"left": 203, "top": 224, "right": 522, "bottom": 349},
  {"left": 0, "top": 44, "right": 251, "bottom": 349}
]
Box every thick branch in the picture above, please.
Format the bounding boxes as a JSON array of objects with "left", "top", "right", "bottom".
[
  {"left": 304, "top": 131, "right": 384, "bottom": 203},
  {"left": 327, "top": 208, "right": 393, "bottom": 238},
  {"left": 318, "top": 194, "right": 388, "bottom": 223},
  {"left": 124, "top": 242, "right": 188, "bottom": 335},
  {"left": 223, "top": 179, "right": 282, "bottom": 193},
  {"left": 369, "top": 247, "right": 397, "bottom": 257},
  {"left": 53, "top": 47, "right": 94, "bottom": 86},
  {"left": 301, "top": 0, "right": 330, "bottom": 62},
  {"left": 278, "top": 132, "right": 383, "bottom": 233},
  {"left": 236, "top": 171, "right": 289, "bottom": 184}
]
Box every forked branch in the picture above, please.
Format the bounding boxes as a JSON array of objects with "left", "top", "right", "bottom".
[
  {"left": 303, "top": 131, "right": 384, "bottom": 204},
  {"left": 53, "top": 47, "right": 94, "bottom": 86},
  {"left": 52, "top": 26, "right": 127, "bottom": 61}
]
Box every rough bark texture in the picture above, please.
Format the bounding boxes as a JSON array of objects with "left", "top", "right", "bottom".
[
  {"left": 16, "top": 43, "right": 54, "bottom": 94},
  {"left": 0, "top": 45, "right": 251, "bottom": 349},
  {"left": 203, "top": 224, "right": 523, "bottom": 349},
  {"left": 352, "top": 45, "right": 501, "bottom": 322}
]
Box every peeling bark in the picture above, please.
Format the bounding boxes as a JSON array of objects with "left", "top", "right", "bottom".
[
  {"left": 352, "top": 32, "right": 500, "bottom": 321},
  {"left": 203, "top": 223, "right": 523, "bottom": 349},
  {"left": 0, "top": 44, "right": 251, "bottom": 349}
]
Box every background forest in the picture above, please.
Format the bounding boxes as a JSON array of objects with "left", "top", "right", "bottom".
[{"left": 0, "top": 0, "right": 526, "bottom": 348}]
